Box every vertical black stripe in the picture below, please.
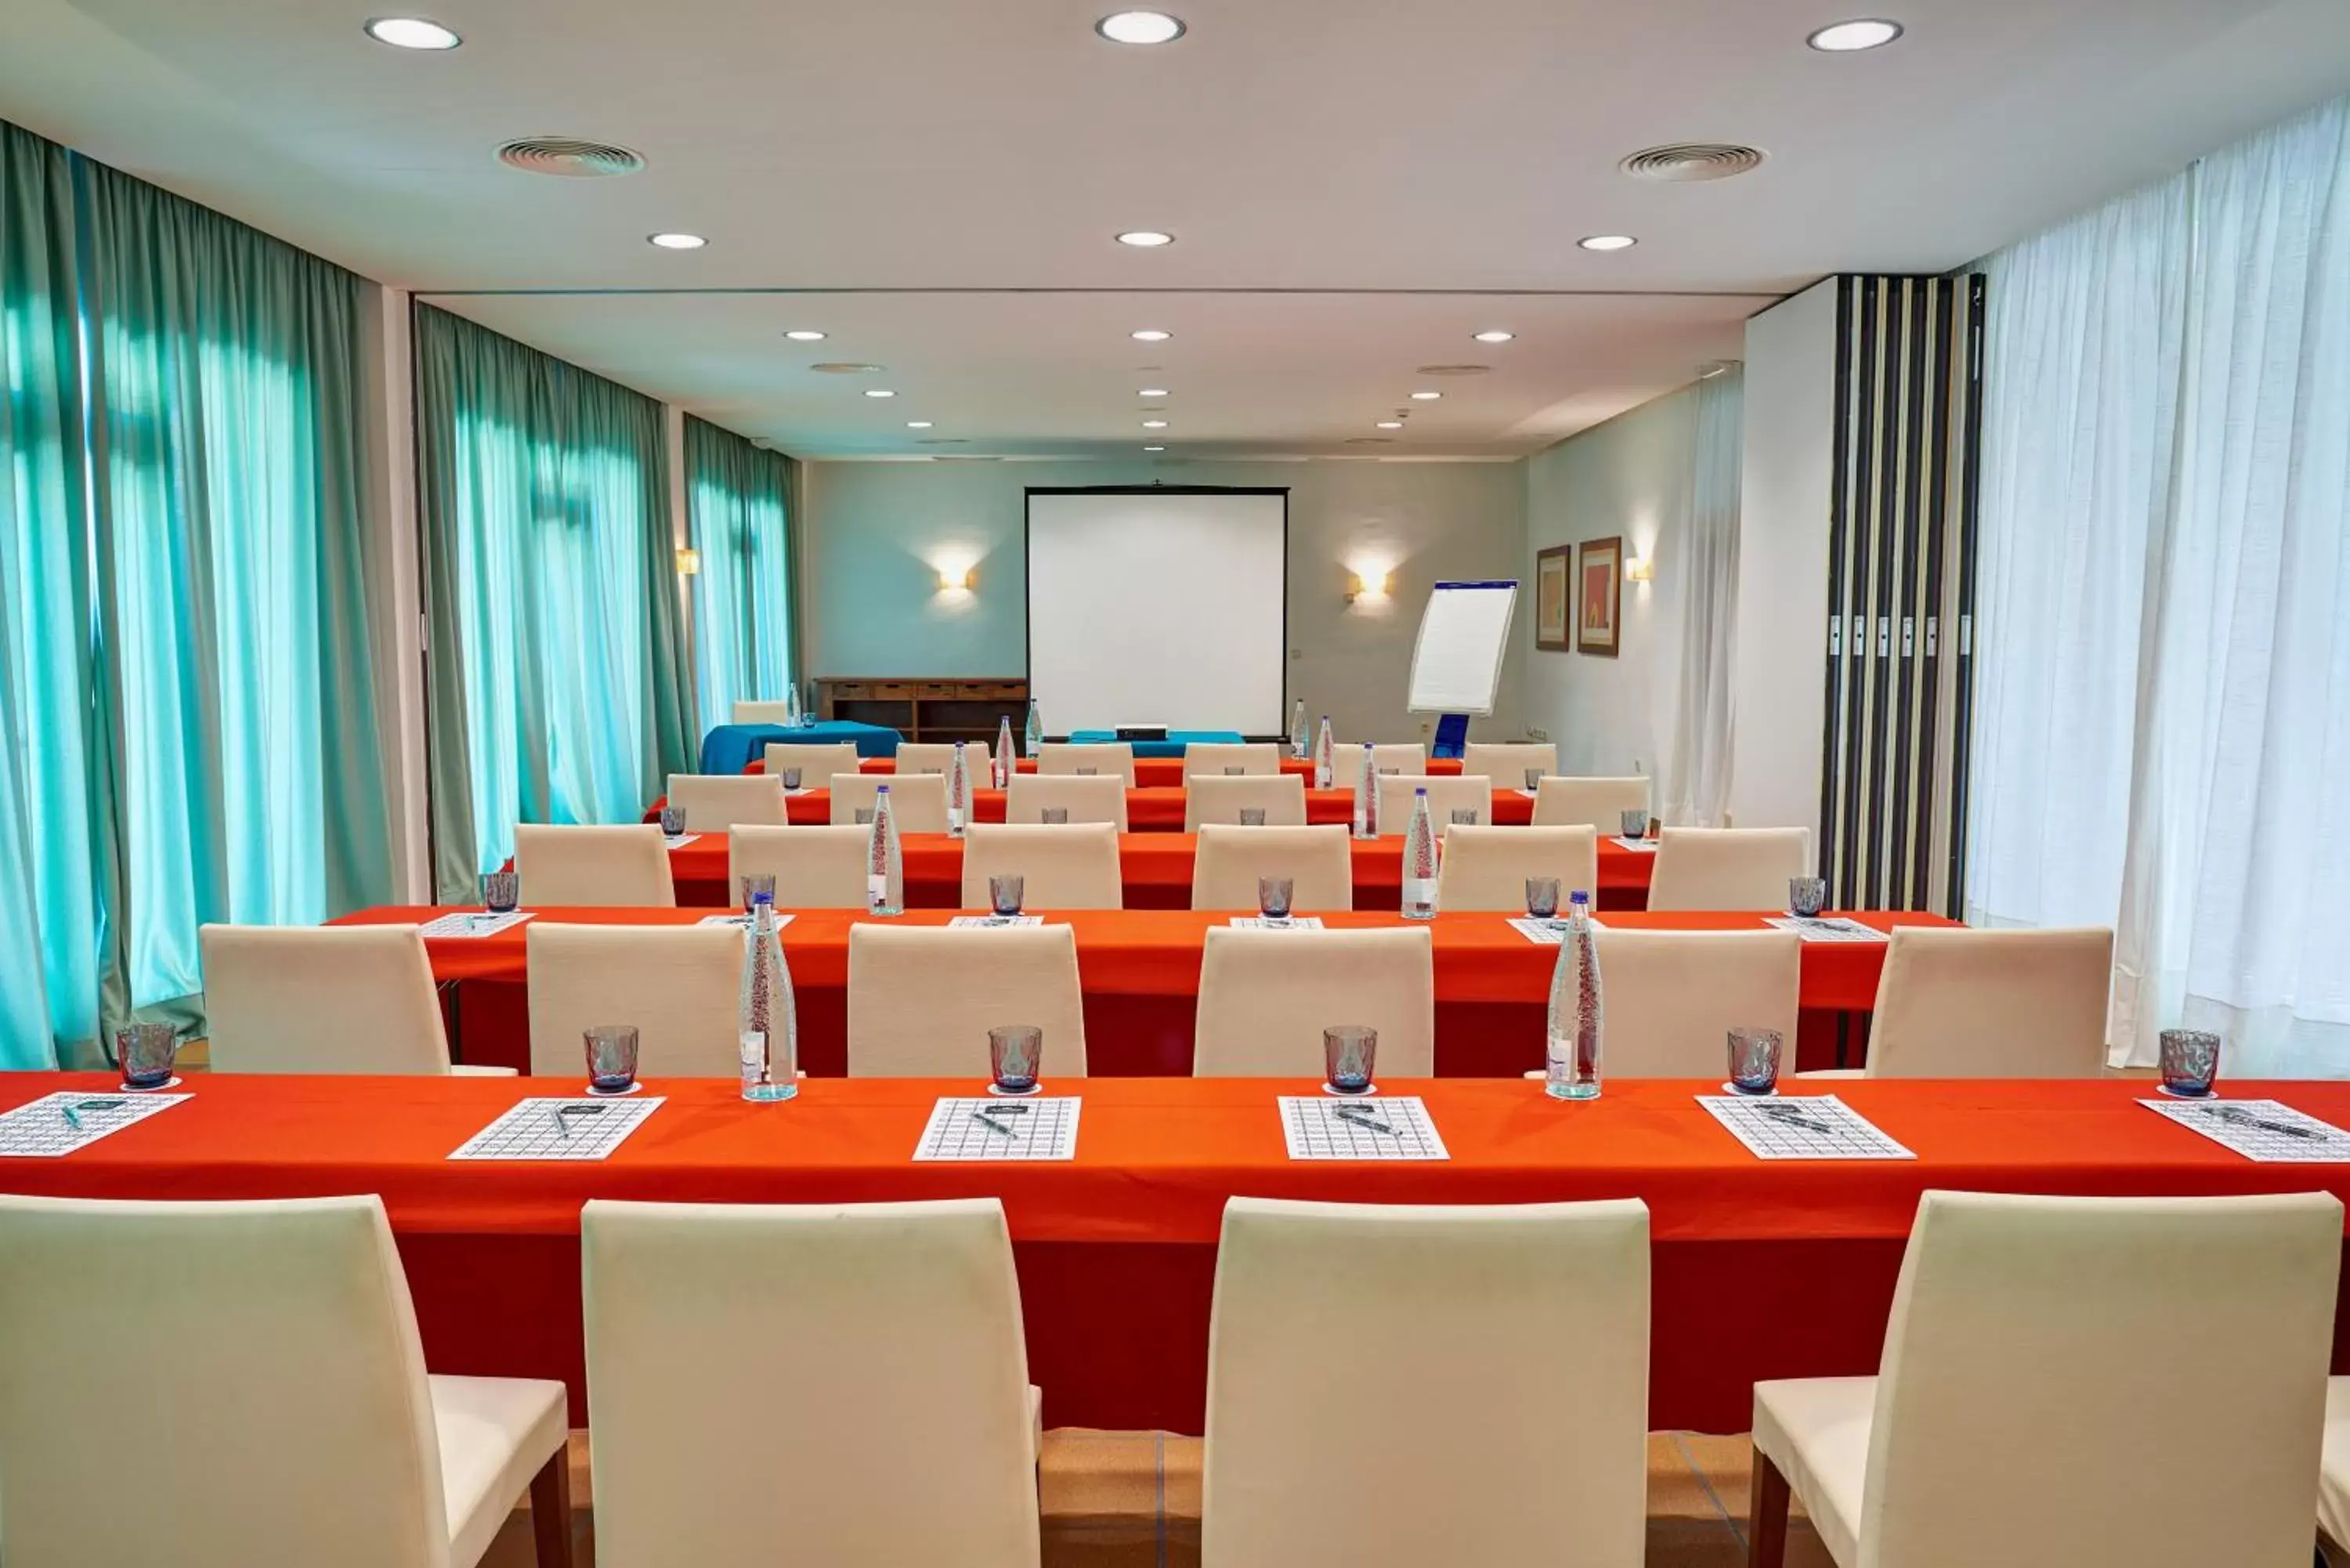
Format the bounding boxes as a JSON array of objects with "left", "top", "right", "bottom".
[
  {"left": 1945, "top": 274, "right": 1988, "bottom": 918},
  {"left": 1820, "top": 277, "right": 1856, "bottom": 901}
]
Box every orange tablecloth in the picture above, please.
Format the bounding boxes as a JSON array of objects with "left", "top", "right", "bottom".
[
  {"left": 832, "top": 756, "right": 1470, "bottom": 789},
  {"left": 9, "top": 1072, "right": 2349, "bottom": 1432},
  {"left": 671, "top": 782, "right": 1529, "bottom": 838}
]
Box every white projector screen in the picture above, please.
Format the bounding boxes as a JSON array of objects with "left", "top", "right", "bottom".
[{"left": 1026, "top": 488, "right": 1289, "bottom": 735}]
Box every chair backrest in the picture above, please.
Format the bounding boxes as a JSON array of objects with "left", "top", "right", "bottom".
[
  {"left": 513, "top": 824, "right": 676, "bottom": 907},
  {"left": 1865, "top": 926, "right": 2113, "bottom": 1078},
  {"left": 959, "top": 822, "right": 1123, "bottom": 909},
  {"left": 728, "top": 824, "right": 879, "bottom": 909},
  {"left": 1038, "top": 742, "right": 1137, "bottom": 786},
  {"left": 1194, "top": 926, "right": 1434, "bottom": 1075},
  {"left": 1182, "top": 742, "right": 1282, "bottom": 779},
  {"left": 1459, "top": 741, "right": 1559, "bottom": 783},
  {"left": 1860, "top": 1190, "right": 2341, "bottom": 1568},
  {"left": 895, "top": 740, "right": 995, "bottom": 775},
  {"left": 201, "top": 924, "right": 453, "bottom": 1075},
  {"left": 1191, "top": 824, "right": 1352, "bottom": 912},
  {"left": 1531, "top": 775, "right": 1652, "bottom": 829},
  {"left": 1591, "top": 927, "right": 1801, "bottom": 1076},
  {"left": 1646, "top": 826, "right": 1809, "bottom": 911},
  {"left": 847, "top": 923, "right": 1088, "bottom": 1076},
  {"left": 830, "top": 773, "right": 950, "bottom": 833},
  {"left": 527, "top": 923, "right": 743, "bottom": 1078},
  {"left": 731, "top": 699, "right": 801, "bottom": 724},
  {"left": 1184, "top": 774, "right": 1307, "bottom": 830},
  {"left": 1378, "top": 775, "right": 1495, "bottom": 831},
  {"left": 0, "top": 1194, "right": 446, "bottom": 1568},
  {"left": 665, "top": 772, "right": 789, "bottom": 832},
  {"left": 1434, "top": 826, "right": 1598, "bottom": 912},
  {"left": 1203, "top": 1196, "right": 1649, "bottom": 1568},
  {"left": 1331, "top": 742, "right": 1428, "bottom": 789},
  {"left": 582, "top": 1197, "right": 1039, "bottom": 1568},
  {"left": 761, "top": 742, "right": 861, "bottom": 786},
  {"left": 1006, "top": 773, "right": 1130, "bottom": 829}
]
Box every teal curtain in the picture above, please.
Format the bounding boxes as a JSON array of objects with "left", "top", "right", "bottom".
[
  {"left": 685, "top": 414, "right": 795, "bottom": 732},
  {"left": 416, "top": 305, "right": 691, "bottom": 902}
]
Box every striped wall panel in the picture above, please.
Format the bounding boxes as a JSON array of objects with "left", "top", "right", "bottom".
[{"left": 1818, "top": 274, "right": 1985, "bottom": 917}]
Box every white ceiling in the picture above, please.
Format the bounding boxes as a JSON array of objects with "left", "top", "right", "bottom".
[{"left": 6, "top": 0, "right": 2348, "bottom": 457}]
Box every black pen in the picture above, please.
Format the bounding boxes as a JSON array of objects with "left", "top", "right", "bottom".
[
  {"left": 1758, "top": 1102, "right": 1837, "bottom": 1136},
  {"left": 2203, "top": 1104, "right": 2324, "bottom": 1141},
  {"left": 967, "top": 1111, "right": 1018, "bottom": 1139},
  {"left": 1332, "top": 1105, "right": 1398, "bottom": 1136}
]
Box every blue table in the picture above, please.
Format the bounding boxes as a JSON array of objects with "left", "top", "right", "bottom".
[
  {"left": 698, "top": 721, "right": 901, "bottom": 775},
  {"left": 1066, "top": 729, "right": 1247, "bottom": 760}
]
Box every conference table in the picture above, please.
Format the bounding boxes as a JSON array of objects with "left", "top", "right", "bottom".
[
  {"left": 338, "top": 905, "right": 1958, "bottom": 1077},
  {"left": 833, "top": 754, "right": 1472, "bottom": 789},
  {"left": 9, "top": 1071, "right": 2350, "bottom": 1434}
]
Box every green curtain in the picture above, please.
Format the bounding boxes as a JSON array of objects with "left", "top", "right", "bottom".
[
  {"left": 685, "top": 414, "right": 795, "bottom": 732},
  {"left": 416, "top": 305, "right": 691, "bottom": 902}
]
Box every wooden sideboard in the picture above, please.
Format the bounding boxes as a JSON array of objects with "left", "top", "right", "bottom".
[{"left": 815, "top": 677, "right": 1029, "bottom": 746}]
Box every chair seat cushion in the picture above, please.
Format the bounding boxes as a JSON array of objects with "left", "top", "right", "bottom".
[
  {"left": 2321, "top": 1378, "right": 2350, "bottom": 1550},
  {"left": 1752, "top": 1376, "right": 1875, "bottom": 1568},
  {"left": 430, "top": 1373, "right": 569, "bottom": 1568}
]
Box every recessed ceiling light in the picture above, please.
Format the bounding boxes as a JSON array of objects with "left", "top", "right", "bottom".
[
  {"left": 1131, "top": 329, "right": 1172, "bottom": 342},
  {"left": 864, "top": 388, "right": 896, "bottom": 399},
  {"left": 1578, "top": 233, "right": 1638, "bottom": 251},
  {"left": 648, "top": 233, "right": 707, "bottom": 250},
  {"left": 1116, "top": 230, "right": 1175, "bottom": 247},
  {"left": 1139, "top": 388, "right": 1169, "bottom": 398},
  {"left": 1473, "top": 330, "right": 1515, "bottom": 344},
  {"left": 1808, "top": 18, "right": 1904, "bottom": 51},
  {"left": 1409, "top": 390, "right": 1441, "bottom": 401},
  {"left": 906, "top": 420, "right": 933, "bottom": 428},
  {"left": 784, "top": 329, "right": 827, "bottom": 341},
  {"left": 1142, "top": 419, "right": 1169, "bottom": 428},
  {"left": 1144, "top": 445, "right": 1166, "bottom": 452},
  {"left": 1096, "top": 10, "right": 1185, "bottom": 45},
  {"left": 364, "top": 16, "right": 460, "bottom": 49},
  {"left": 1376, "top": 421, "right": 1405, "bottom": 429}
]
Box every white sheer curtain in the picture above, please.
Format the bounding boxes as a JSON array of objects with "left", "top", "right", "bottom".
[{"left": 1665, "top": 365, "right": 1741, "bottom": 826}]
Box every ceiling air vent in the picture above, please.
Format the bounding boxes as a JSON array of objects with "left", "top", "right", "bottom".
[
  {"left": 494, "top": 138, "right": 645, "bottom": 178},
  {"left": 1619, "top": 143, "right": 1766, "bottom": 182},
  {"left": 1415, "top": 364, "right": 1491, "bottom": 377},
  {"left": 1343, "top": 437, "right": 1394, "bottom": 446},
  {"left": 811, "top": 363, "right": 887, "bottom": 375}
]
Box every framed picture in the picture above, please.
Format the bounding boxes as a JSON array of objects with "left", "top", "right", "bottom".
[
  {"left": 1577, "top": 536, "right": 1622, "bottom": 657},
  {"left": 1535, "top": 545, "right": 1574, "bottom": 651}
]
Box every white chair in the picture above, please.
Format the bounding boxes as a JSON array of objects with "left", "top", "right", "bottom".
[
  {"left": 513, "top": 824, "right": 675, "bottom": 908},
  {"left": 729, "top": 824, "right": 877, "bottom": 909},
  {"left": 1204, "top": 1197, "right": 1649, "bottom": 1568},
  {"left": 732, "top": 699, "right": 804, "bottom": 724},
  {"left": 895, "top": 740, "right": 995, "bottom": 776},
  {"left": 1434, "top": 826, "right": 1598, "bottom": 912},
  {"left": 582, "top": 1197, "right": 1039, "bottom": 1568},
  {"left": 1752, "top": 1190, "right": 2341, "bottom": 1568},
  {"left": 1185, "top": 774, "right": 1308, "bottom": 830},
  {"left": 848, "top": 923, "right": 1088, "bottom": 1077},
  {"left": 1859, "top": 926, "right": 2113, "bottom": 1078},
  {"left": 1331, "top": 742, "right": 1427, "bottom": 790},
  {"left": 201, "top": 924, "right": 514, "bottom": 1076},
  {"left": 1591, "top": 928, "right": 1800, "bottom": 1076},
  {"left": 1007, "top": 773, "right": 1130, "bottom": 829},
  {"left": 1194, "top": 926, "right": 1434, "bottom": 1076},
  {"left": 1459, "top": 742, "right": 1560, "bottom": 786},
  {"left": 959, "top": 822, "right": 1123, "bottom": 909},
  {"left": 527, "top": 923, "right": 743, "bottom": 1078},
  {"left": 1378, "top": 774, "right": 1494, "bottom": 832},
  {"left": 0, "top": 1193, "right": 570, "bottom": 1568},
  {"left": 1532, "top": 775, "right": 1652, "bottom": 831},
  {"left": 664, "top": 772, "right": 788, "bottom": 832},
  {"left": 1183, "top": 742, "right": 1282, "bottom": 778},
  {"left": 1039, "top": 742, "right": 1138, "bottom": 787},
  {"left": 2317, "top": 1379, "right": 2350, "bottom": 1558},
  {"left": 1191, "top": 824, "right": 1352, "bottom": 912},
  {"left": 1645, "top": 826, "right": 1809, "bottom": 911},
  {"left": 761, "top": 741, "right": 861, "bottom": 788},
  {"left": 831, "top": 772, "right": 950, "bottom": 833}
]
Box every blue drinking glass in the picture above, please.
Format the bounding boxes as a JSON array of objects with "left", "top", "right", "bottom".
[
  {"left": 2159, "top": 1029, "right": 2221, "bottom": 1098},
  {"left": 989, "top": 1025, "right": 1043, "bottom": 1095},
  {"left": 1324, "top": 1026, "right": 1377, "bottom": 1095},
  {"left": 989, "top": 874, "right": 1025, "bottom": 918},
  {"left": 1727, "top": 1028, "right": 1784, "bottom": 1095},
  {"left": 584, "top": 1025, "right": 640, "bottom": 1095},
  {"left": 116, "top": 1024, "right": 177, "bottom": 1090}
]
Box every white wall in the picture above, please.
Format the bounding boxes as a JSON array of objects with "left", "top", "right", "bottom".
[{"left": 798, "top": 458, "right": 1528, "bottom": 743}]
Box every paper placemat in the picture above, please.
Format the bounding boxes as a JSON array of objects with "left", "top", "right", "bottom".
[
  {"left": 1697, "top": 1094, "right": 1914, "bottom": 1160},
  {"left": 2142, "top": 1098, "right": 2350, "bottom": 1162},
  {"left": 662, "top": 833, "right": 702, "bottom": 849},
  {"left": 914, "top": 1097, "right": 1080, "bottom": 1161},
  {"left": 0, "top": 1092, "right": 190, "bottom": 1158},
  {"left": 698, "top": 912, "right": 797, "bottom": 930},
  {"left": 1611, "top": 837, "right": 1658, "bottom": 852},
  {"left": 949, "top": 914, "right": 1046, "bottom": 928},
  {"left": 1228, "top": 916, "right": 1326, "bottom": 930},
  {"left": 418, "top": 910, "right": 534, "bottom": 939},
  {"left": 1764, "top": 916, "right": 1888, "bottom": 943},
  {"left": 1280, "top": 1096, "right": 1449, "bottom": 1160},
  {"left": 450, "top": 1097, "right": 664, "bottom": 1162},
  {"left": 1508, "top": 916, "right": 1611, "bottom": 943}
]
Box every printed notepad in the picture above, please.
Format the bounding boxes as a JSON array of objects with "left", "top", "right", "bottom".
[
  {"left": 450, "top": 1098, "right": 664, "bottom": 1162},
  {"left": 418, "top": 911, "right": 534, "bottom": 939},
  {"left": 1698, "top": 1094, "right": 1914, "bottom": 1160},
  {"left": 0, "top": 1092, "right": 189, "bottom": 1158},
  {"left": 914, "top": 1097, "right": 1080, "bottom": 1161},
  {"left": 2143, "top": 1099, "right": 2350, "bottom": 1163},
  {"left": 1228, "top": 916, "right": 1326, "bottom": 930},
  {"left": 1280, "top": 1096, "right": 1449, "bottom": 1161},
  {"left": 1764, "top": 916, "right": 1887, "bottom": 944}
]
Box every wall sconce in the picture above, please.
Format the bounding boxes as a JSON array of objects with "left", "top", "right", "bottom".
[
  {"left": 1625, "top": 556, "right": 1654, "bottom": 583},
  {"left": 938, "top": 565, "right": 975, "bottom": 593},
  {"left": 1346, "top": 568, "right": 1391, "bottom": 605},
  {"left": 674, "top": 547, "right": 701, "bottom": 576}
]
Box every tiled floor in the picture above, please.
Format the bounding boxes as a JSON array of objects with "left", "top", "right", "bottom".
[{"left": 476, "top": 1427, "right": 1838, "bottom": 1566}]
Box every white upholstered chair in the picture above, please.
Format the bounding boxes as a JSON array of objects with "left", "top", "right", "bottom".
[
  {"left": 1007, "top": 773, "right": 1130, "bottom": 829},
  {"left": 513, "top": 824, "right": 675, "bottom": 908},
  {"left": 1752, "top": 1190, "right": 2341, "bottom": 1568},
  {"left": 0, "top": 1194, "right": 570, "bottom": 1568},
  {"left": 1194, "top": 926, "right": 1434, "bottom": 1076},
  {"left": 1184, "top": 774, "right": 1308, "bottom": 830},
  {"left": 1204, "top": 1197, "right": 1649, "bottom": 1568},
  {"left": 1858, "top": 926, "right": 2113, "bottom": 1078},
  {"left": 731, "top": 699, "right": 802, "bottom": 724},
  {"left": 1183, "top": 742, "right": 1282, "bottom": 778},
  {"left": 1592, "top": 928, "right": 1801, "bottom": 1077},
  {"left": 1532, "top": 775, "right": 1652, "bottom": 831},
  {"left": 664, "top": 772, "right": 788, "bottom": 832},
  {"left": 1645, "top": 826, "right": 1809, "bottom": 911},
  {"left": 1191, "top": 824, "right": 1352, "bottom": 912},
  {"left": 1459, "top": 741, "right": 1559, "bottom": 785},
  {"left": 895, "top": 740, "right": 995, "bottom": 776},
  {"left": 847, "top": 923, "right": 1088, "bottom": 1077},
  {"left": 830, "top": 772, "right": 949, "bottom": 833},
  {"left": 582, "top": 1197, "right": 1039, "bottom": 1568},
  {"left": 761, "top": 741, "right": 860, "bottom": 788},
  {"left": 1434, "top": 826, "right": 1599, "bottom": 912},
  {"left": 728, "top": 824, "right": 877, "bottom": 909},
  {"left": 1331, "top": 742, "right": 1427, "bottom": 790},
  {"left": 2318, "top": 1379, "right": 2350, "bottom": 1557},
  {"left": 958, "top": 822, "right": 1123, "bottom": 909},
  {"left": 527, "top": 923, "right": 743, "bottom": 1078},
  {"left": 1377, "top": 774, "right": 1495, "bottom": 831},
  {"left": 201, "top": 924, "right": 512, "bottom": 1076},
  {"left": 1038, "top": 742, "right": 1138, "bottom": 786}
]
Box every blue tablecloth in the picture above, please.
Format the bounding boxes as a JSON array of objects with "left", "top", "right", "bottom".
[
  {"left": 698, "top": 721, "right": 902, "bottom": 775},
  {"left": 1066, "top": 728, "right": 1247, "bottom": 759}
]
